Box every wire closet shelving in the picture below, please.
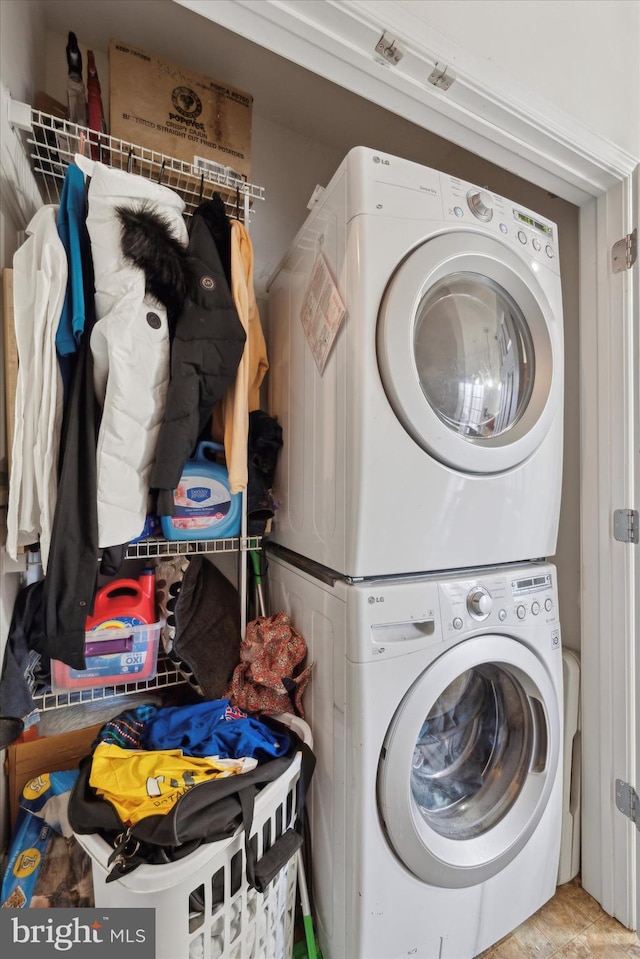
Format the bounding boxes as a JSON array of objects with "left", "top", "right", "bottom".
[{"left": 8, "top": 99, "right": 267, "bottom": 712}]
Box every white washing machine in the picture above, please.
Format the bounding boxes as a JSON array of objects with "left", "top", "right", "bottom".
[
  {"left": 268, "top": 146, "right": 564, "bottom": 577},
  {"left": 268, "top": 548, "right": 563, "bottom": 959}
]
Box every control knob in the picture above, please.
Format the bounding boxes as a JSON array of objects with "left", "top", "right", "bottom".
[
  {"left": 467, "top": 587, "right": 493, "bottom": 619},
  {"left": 467, "top": 189, "right": 494, "bottom": 222}
]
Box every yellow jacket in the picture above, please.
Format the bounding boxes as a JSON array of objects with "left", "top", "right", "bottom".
[{"left": 215, "top": 220, "right": 268, "bottom": 494}]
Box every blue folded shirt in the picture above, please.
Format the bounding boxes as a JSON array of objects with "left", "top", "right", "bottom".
[{"left": 141, "top": 699, "right": 290, "bottom": 760}]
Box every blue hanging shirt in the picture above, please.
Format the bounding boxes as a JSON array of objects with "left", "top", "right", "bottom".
[{"left": 56, "top": 163, "right": 88, "bottom": 356}]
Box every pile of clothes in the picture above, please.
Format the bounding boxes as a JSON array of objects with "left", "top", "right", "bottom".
[{"left": 84, "top": 699, "right": 291, "bottom": 826}]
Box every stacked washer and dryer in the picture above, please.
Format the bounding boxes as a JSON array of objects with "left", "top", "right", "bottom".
[{"left": 266, "top": 147, "right": 565, "bottom": 959}]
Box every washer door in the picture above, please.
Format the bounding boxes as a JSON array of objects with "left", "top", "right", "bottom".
[
  {"left": 377, "top": 232, "right": 560, "bottom": 473},
  {"left": 377, "top": 634, "right": 560, "bottom": 888}
]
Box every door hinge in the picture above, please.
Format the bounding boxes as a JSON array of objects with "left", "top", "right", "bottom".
[
  {"left": 616, "top": 779, "right": 640, "bottom": 831},
  {"left": 613, "top": 508, "right": 639, "bottom": 544},
  {"left": 611, "top": 227, "right": 637, "bottom": 273}
]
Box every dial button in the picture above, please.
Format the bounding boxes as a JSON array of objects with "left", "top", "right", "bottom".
[
  {"left": 453, "top": 617, "right": 464, "bottom": 630},
  {"left": 518, "top": 231, "right": 528, "bottom": 244},
  {"left": 546, "top": 245, "right": 555, "bottom": 258},
  {"left": 467, "top": 189, "right": 494, "bottom": 222},
  {"left": 544, "top": 598, "right": 553, "bottom": 611},
  {"left": 532, "top": 238, "right": 541, "bottom": 251},
  {"left": 531, "top": 601, "right": 540, "bottom": 615},
  {"left": 467, "top": 587, "right": 493, "bottom": 619},
  {"left": 517, "top": 604, "right": 526, "bottom": 620}
]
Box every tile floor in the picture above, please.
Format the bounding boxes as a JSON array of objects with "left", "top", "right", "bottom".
[{"left": 475, "top": 876, "right": 640, "bottom": 958}]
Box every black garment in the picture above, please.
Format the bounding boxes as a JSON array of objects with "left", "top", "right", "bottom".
[
  {"left": 202, "top": 192, "right": 232, "bottom": 289},
  {"left": 150, "top": 200, "right": 246, "bottom": 516},
  {"left": 247, "top": 411, "right": 282, "bottom": 535},
  {"left": 42, "top": 180, "right": 100, "bottom": 670},
  {"left": 0, "top": 580, "right": 48, "bottom": 721},
  {"left": 43, "top": 303, "right": 99, "bottom": 670},
  {"left": 170, "top": 556, "right": 241, "bottom": 700}
]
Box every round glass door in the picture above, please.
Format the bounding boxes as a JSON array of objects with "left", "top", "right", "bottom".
[
  {"left": 377, "top": 232, "right": 562, "bottom": 474},
  {"left": 377, "top": 634, "right": 560, "bottom": 888},
  {"left": 411, "top": 664, "right": 537, "bottom": 841},
  {"left": 415, "top": 273, "right": 534, "bottom": 440}
]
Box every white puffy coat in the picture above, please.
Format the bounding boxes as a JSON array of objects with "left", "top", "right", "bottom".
[{"left": 77, "top": 157, "right": 188, "bottom": 548}]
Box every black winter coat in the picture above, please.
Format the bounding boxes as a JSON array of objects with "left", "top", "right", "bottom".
[{"left": 150, "top": 200, "right": 246, "bottom": 515}]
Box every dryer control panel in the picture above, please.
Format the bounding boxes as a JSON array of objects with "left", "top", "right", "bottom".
[{"left": 438, "top": 172, "right": 559, "bottom": 273}]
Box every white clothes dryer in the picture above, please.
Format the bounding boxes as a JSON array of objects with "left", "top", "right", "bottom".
[
  {"left": 268, "top": 147, "right": 564, "bottom": 577},
  {"left": 268, "top": 548, "right": 564, "bottom": 959}
]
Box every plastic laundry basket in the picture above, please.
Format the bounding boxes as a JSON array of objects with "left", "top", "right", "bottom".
[{"left": 75, "top": 714, "right": 311, "bottom": 959}]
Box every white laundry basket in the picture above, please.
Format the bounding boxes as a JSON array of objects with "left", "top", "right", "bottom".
[{"left": 75, "top": 714, "right": 310, "bottom": 959}]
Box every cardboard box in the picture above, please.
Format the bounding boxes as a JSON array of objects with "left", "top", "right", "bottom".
[
  {"left": 109, "top": 40, "right": 252, "bottom": 180},
  {"left": 6, "top": 724, "right": 103, "bottom": 830}
]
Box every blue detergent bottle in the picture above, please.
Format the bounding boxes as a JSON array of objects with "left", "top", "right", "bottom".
[{"left": 160, "top": 441, "right": 242, "bottom": 541}]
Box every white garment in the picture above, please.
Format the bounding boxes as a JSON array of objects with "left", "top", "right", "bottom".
[
  {"left": 7, "top": 206, "right": 66, "bottom": 569},
  {"left": 79, "top": 158, "right": 188, "bottom": 548}
]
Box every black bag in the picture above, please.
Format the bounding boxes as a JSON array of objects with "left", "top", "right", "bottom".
[{"left": 68, "top": 715, "right": 315, "bottom": 892}]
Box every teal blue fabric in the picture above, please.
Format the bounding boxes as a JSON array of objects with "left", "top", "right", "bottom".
[{"left": 56, "top": 163, "right": 88, "bottom": 356}]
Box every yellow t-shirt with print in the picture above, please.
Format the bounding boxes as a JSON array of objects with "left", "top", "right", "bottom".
[{"left": 89, "top": 742, "right": 244, "bottom": 825}]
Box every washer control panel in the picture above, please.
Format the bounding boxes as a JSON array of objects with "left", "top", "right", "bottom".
[
  {"left": 467, "top": 585, "right": 493, "bottom": 620},
  {"left": 438, "top": 566, "right": 558, "bottom": 637},
  {"left": 510, "top": 571, "right": 556, "bottom": 621}
]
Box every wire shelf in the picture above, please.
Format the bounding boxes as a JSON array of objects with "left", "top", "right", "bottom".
[
  {"left": 32, "top": 654, "right": 185, "bottom": 713},
  {"left": 24, "top": 107, "right": 265, "bottom": 220},
  {"left": 28, "top": 537, "right": 263, "bottom": 711},
  {"left": 125, "top": 535, "right": 262, "bottom": 559}
]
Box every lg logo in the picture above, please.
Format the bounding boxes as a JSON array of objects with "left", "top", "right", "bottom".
[
  {"left": 372, "top": 156, "right": 390, "bottom": 165},
  {"left": 368, "top": 595, "right": 385, "bottom": 604}
]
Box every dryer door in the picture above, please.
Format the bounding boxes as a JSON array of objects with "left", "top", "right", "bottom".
[
  {"left": 377, "top": 634, "right": 560, "bottom": 888},
  {"left": 377, "top": 232, "right": 561, "bottom": 473}
]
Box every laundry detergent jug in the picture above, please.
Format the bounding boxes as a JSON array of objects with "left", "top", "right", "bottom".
[
  {"left": 160, "top": 441, "right": 242, "bottom": 541},
  {"left": 50, "top": 569, "right": 160, "bottom": 692},
  {"left": 86, "top": 569, "right": 156, "bottom": 630}
]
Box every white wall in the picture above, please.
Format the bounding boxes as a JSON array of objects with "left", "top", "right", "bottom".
[
  {"left": 373, "top": 0, "right": 640, "bottom": 159},
  {"left": 0, "top": 0, "right": 46, "bottom": 105}
]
